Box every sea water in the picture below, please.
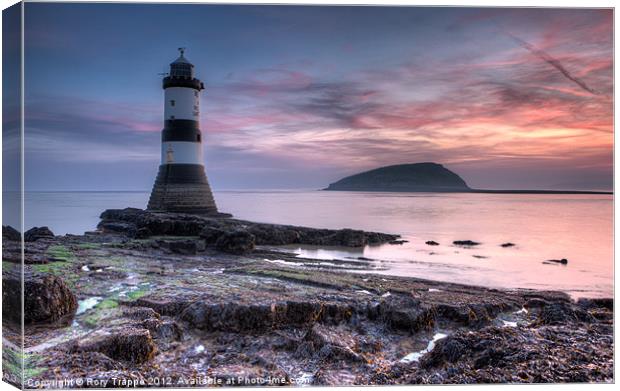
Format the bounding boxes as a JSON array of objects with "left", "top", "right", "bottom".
[{"left": 14, "top": 190, "right": 613, "bottom": 298}]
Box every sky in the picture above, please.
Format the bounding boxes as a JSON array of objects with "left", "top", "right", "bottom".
[{"left": 15, "top": 3, "right": 613, "bottom": 191}]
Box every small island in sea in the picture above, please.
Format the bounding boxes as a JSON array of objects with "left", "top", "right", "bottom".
[
  {"left": 325, "top": 163, "right": 470, "bottom": 192},
  {"left": 325, "top": 163, "right": 612, "bottom": 195}
]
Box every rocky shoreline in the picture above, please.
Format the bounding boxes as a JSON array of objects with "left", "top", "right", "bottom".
[{"left": 2, "top": 209, "right": 614, "bottom": 387}]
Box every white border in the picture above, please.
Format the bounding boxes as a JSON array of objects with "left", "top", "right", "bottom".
[{"left": 0, "top": 1, "right": 616, "bottom": 391}]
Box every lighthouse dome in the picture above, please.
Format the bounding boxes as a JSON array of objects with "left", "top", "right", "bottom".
[
  {"left": 169, "top": 48, "right": 194, "bottom": 78},
  {"left": 163, "top": 48, "right": 204, "bottom": 91}
]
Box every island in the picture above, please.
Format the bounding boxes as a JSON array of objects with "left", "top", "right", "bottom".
[
  {"left": 325, "top": 162, "right": 612, "bottom": 194},
  {"left": 325, "top": 163, "right": 470, "bottom": 192}
]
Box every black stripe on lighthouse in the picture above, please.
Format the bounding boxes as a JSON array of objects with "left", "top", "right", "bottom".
[{"left": 162, "top": 120, "right": 201, "bottom": 142}]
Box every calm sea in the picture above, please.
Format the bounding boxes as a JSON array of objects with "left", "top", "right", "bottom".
[{"left": 13, "top": 191, "right": 614, "bottom": 298}]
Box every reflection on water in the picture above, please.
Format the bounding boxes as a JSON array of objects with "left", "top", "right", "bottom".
[{"left": 19, "top": 190, "right": 613, "bottom": 298}]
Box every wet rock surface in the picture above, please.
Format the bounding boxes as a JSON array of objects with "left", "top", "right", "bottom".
[
  {"left": 3, "top": 211, "right": 613, "bottom": 387},
  {"left": 3, "top": 270, "right": 78, "bottom": 324},
  {"left": 70, "top": 327, "right": 157, "bottom": 364},
  {"left": 214, "top": 229, "right": 255, "bottom": 254}
]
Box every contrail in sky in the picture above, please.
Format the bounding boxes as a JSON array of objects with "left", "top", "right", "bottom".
[{"left": 507, "top": 32, "right": 598, "bottom": 95}]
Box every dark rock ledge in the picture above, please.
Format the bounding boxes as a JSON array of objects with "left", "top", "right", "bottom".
[
  {"left": 0, "top": 209, "right": 613, "bottom": 387},
  {"left": 97, "top": 208, "right": 400, "bottom": 252}
]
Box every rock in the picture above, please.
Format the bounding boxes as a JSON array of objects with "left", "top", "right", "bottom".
[
  {"left": 135, "top": 227, "right": 152, "bottom": 239},
  {"left": 122, "top": 306, "right": 160, "bottom": 321},
  {"left": 332, "top": 229, "right": 367, "bottom": 247},
  {"left": 500, "top": 242, "right": 515, "bottom": 248},
  {"left": 366, "top": 232, "right": 400, "bottom": 245},
  {"left": 420, "top": 336, "right": 467, "bottom": 368},
  {"left": 281, "top": 300, "right": 324, "bottom": 325},
  {"left": 159, "top": 239, "right": 203, "bottom": 255},
  {"left": 98, "top": 208, "right": 400, "bottom": 247},
  {"left": 130, "top": 297, "right": 192, "bottom": 316},
  {"left": 377, "top": 295, "right": 434, "bottom": 332},
  {"left": 215, "top": 230, "right": 255, "bottom": 254},
  {"left": 536, "top": 302, "right": 593, "bottom": 325},
  {"left": 389, "top": 239, "right": 408, "bottom": 245},
  {"left": 577, "top": 298, "right": 613, "bottom": 311},
  {"left": 2, "top": 225, "right": 21, "bottom": 241},
  {"left": 199, "top": 226, "right": 226, "bottom": 244},
  {"left": 425, "top": 240, "right": 439, "bottom": 246},
  {"left": 413, "top": 323, "right": 613, "bottom": 383},
  {"left": 74, "top": 327, "right": 156, "bottom": 363},
  {"left": 180, "top": 300, "right": 344, "bottom": 332},
  {"left": 181, "top": 302, "right": 273, "bottom": 332},
  {"left": 473, "top": 347, "right": 506, "bottom": 369},
  {"left": 545, "top": 258, "right": 568, "bottom": 265},
  {"left": 24, "top": 226, "right": 55, "bottom": 242},
  {"left": 143, "top": 319, "right": 182, "bottom": 341},
  {"left": 3, "top": 271, "right": 77, "bottom": 324},
  {"left": 98, "top": 221, "right": 137, "bottom": 237},
  {"left": 297, "top": 324, "right": 363, "bottom": 363},
  {"left": 247, "top": 225, "right": 301, "bottom": 245},
  {"left": 435, "top": 302, "right": 504, "bottom": 328},
  {"left": 453, "top": 240, "right": 480, "bottom": 247},
  {"left": 524, "top": 298, "right": 548, "bottom": 309},
  {"left": 42, "top": 351, "right": 124, "bottom": 375}
]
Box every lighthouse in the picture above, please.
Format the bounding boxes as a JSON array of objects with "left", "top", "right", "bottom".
[{"left": 147, "top": 48, "right": 218, "bottom": 214}]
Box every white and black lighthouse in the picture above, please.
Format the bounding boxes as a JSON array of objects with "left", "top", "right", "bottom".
[{"left": 147, "top": 48, "right": 218, "bottom": 214}]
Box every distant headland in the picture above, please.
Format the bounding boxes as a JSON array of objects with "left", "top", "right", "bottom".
[{"left": 324, "top": 163, "right": 613, "bottom": 195}]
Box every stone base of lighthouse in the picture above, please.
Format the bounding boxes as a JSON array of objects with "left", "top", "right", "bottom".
[{"left": 147, "top": 164, "right": 218, "bottom": 214}]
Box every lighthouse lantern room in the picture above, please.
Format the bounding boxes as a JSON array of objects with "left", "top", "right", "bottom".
[{"left": 147, "top": 48, "right": 218, "bottom": 214}]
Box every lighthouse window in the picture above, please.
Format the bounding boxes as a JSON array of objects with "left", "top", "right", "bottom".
[
  {"left": 170, "top": 100, "right": 175, "bottom": 107},
  {"left": 197, "top": 134, "right": 201, "bottom": 142},
  {"left": 194, "top": 91, "right": 198, "bottom": 97}
]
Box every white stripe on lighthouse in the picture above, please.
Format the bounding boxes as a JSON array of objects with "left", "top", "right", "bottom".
[
  {"left": 161, "top": 142, "right": 204, "bottom": 165},
  {"left": 164, "top": 87, "right": 200, "bottom": 121}
]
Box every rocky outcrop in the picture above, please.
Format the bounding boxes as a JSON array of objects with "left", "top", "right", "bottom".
[
  {"left": 71, "top": 327, "right": 156, "bottom": 364},
  {"left": 374, "top": 296, "right": 435, "bottom": 332},
  {"left": 180, "top": 300, "right": 353, "bottom": 332},
  {"left": 535, "top": 302, "right": 593, "bottom": 325},
  {"left": 24, "top": 226, "right": 55, "bottom": 242},
  {"left": 215, "top": 230, "right": 256, "bottom": 254},
  {"left": 98, "top": 208, "right": 399, "bottom": 248},
  {"left": 2, "top": 225, "right": 21, "bottom": 241},
  {"left": 414, "top": 322, "right": 612, "bottom": 383},
  {"left": 296, "top": 324, "right": 363, "bottom": 363},
  {"left": 3, "top": 271, "right": 77, "bottom": 324}
]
